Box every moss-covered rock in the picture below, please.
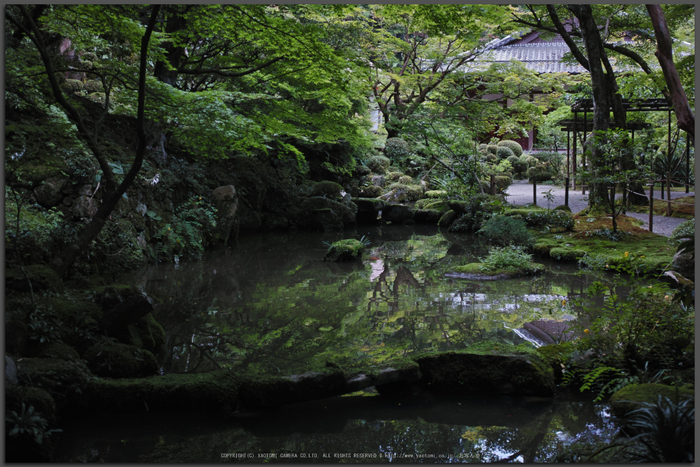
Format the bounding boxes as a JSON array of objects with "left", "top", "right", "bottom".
[
  {"left": 446, "top": 262, "right": 545, "bottom": 279},
  {"left": 238, "top": 370, "right": 347, "bottom": 409},
  {"left": 414, "top": 350, "right": 555, "bottom": 397},
  {"left": 609, "top": 383, "right": 694, "bottom": 417},
  {"left": 354, "top": 197, "right": 386, "bottom": 224},
  {"left": 413, "top": 209, "right": 443, "bottom": 224},
  {"left": 382, "top": 204, "right": 414, "bottom": 224},
  {"left": 83, "top": 342, "right": 159, "bottom": 378},
  {"left": 310, "top": 180, "right": 344, "bottom": 198},
  {"left": 298, "top": 197, "right": 357, "bottom": 231},
  {"left": 359, "top": 185, "right": 383, "bottom": 198},
  {"left": 438, "top": 210, "right": 458, "bottom": 228},
  {"left": 424, "top": 190, "right": 447, "bottom": 198},
  {"left": 324, "top": 239, "right": 365, "bottom": 262},
  {"left": 82, "top": 370, "right": 241, "bottom": 413},
  {"left": 36, "top": 342, "right": 81, "bottom": 361},
  {"left": 125, "top": 313, "right": 166, "bottom": 353}
]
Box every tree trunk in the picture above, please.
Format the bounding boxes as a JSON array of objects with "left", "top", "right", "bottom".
[
  {"left": 569, "top": 5, "right": 611, "bottom": 210},
  {"left": 646, "top": 4, "right": 695, "bottom": 143}
]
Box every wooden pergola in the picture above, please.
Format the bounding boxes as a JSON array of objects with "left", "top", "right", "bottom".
[{"left": 559, "top": 98, "right": 692, "bottom": 192}]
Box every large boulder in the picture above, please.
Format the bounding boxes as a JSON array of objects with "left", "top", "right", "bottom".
[
  {"left": 413, "top": 209, "right": 442, "bottom": 224},
  {"left": 98, "top": 294, "right": 154, "bottom": 336},
  {"left": 415, "top": 351, "right": 555, "bottom": 397},
  {"left": 210, "top": 185, "right": 239, "bottom": 246},
  {"left": 297, "top": 197, "right": 357, "bottom": 231},
  {"left": 609, "top": 383, "right": 694, "bottom": 418},
  {"left": 354, "top": 198, "right": 386, "bottom": 224},
  {"left": 70, "top": 195, "right": 99, "bottom": 220},
  {"left": 382, "top": 204, "right": 414, "bottom": 224},
  {"left": 15, "top": 358, "right": 94, "bottom": 409},
  {"left": 33, "top": 176, "right": 67, "bottom": 208}
]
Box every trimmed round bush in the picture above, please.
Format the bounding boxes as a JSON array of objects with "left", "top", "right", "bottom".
[
  {"left": 487, "top": 144, "right": 499, "bottom": 155},
  {"left": 478, "top": 143, "right": 489, "bottom": 152},
  {"left": 527, "top": 164, "right": 554, "bottom": 182},
  {"left": 385, "top": 138, "right": 410, "bottom": 161},
  {"left": 496, "top": 146, "right": 515, "bottom": 160},
  {"left": 485, "top": 153, "right": 498, "bottom": 164},
  {"left": 520, "top": 154, "right": 538, "bottom": 168},
  {"left": 367, "top": 155, "right": 390, "bottom": 174},
  {"left": 477, "top": 215, "right": 534, "bottom": 248},
  {"left": 494, "top": 175, "right": 512, "bottom": 193},
  {"left": 497, "top": 140, "right": 523, "bottom": 158}
]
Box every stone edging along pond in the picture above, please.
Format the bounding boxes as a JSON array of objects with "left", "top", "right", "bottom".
[{"left": 16, "top": 350, "right": 555, "bottom": 416}]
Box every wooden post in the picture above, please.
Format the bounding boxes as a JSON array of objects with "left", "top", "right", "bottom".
[
  {"left": 533, "top": 180, "right": 537, "bottom": 206},
  {"left": 573, "top": 111, "right": 577, "bottom": 190},
  {"left": 666, "top": 173, "right": 672, "bottom": 216},
  {"left": 648, "top": 183, "right": 654, "bottom": 233},
  {"left": 490, "top": 174, "right": 496, "bottom": 196},
  {"left": 565, "top": 177, "right": 569, "bottom": 207},
  {"left": 686, "top": 135, "right": 690, "bottom": 194}
]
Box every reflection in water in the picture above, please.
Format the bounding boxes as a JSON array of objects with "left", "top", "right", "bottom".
[
  {"left": 56, "top": 226, "right": 620, "bottom": 462},
  {"left": 55, "top": 393, "right": 618, "bottom": 463},
  {"left": 125, "top": 226, "right": 598, "bottom": 375}
]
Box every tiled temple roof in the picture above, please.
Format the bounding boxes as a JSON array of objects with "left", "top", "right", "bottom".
[{"left": 476, "top": 42, "right": 588, "bottom": 74}]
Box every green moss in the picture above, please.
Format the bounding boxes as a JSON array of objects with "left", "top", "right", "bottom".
[
  {"left": 438, "top": 210, "right": 458, "bottom": 228},
  {"left": 451, "top": 262, "right": 544, "bottom": 277},
  {"left": 549, "top": 247, "right": 587, "bottom": 261},
  {"left": 414, "top": 198, "right": 448, "bottom": 211},
  {"left": 125, "top": 313, "right": 165, "bottom": 352},
  {"left": 324, "top": 239, "right": 365, "bottom": 262},
  {"left": 83, "top": 370, "right": 241, "bottom": 413},
  {"left": 425, "top": 190, "right": 447, "bottom": 198},
  {"left": 414, "top": 350, "right": 555, "bottom": 396},
  {"left": 385, "top": 171, "right": 403, "bottom": 181},
  {"left": 464, "top": 340, "right": 538, "bottom": 357},
  {"left": 609, "top": 383, "right": 694, "bottom": 417},
  {"left": 310, "top": 180, "right": 344, "bottom": 198}
]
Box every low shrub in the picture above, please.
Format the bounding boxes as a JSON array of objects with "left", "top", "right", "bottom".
[
  {"left": 480, "top": 246, "right": 537, "bottom": 274},
  {"left": 477, "top": 215, "right": 534, "bottom": 248},
  {"left": 487, "top": 144, "right": 499, "bottom": 155}
]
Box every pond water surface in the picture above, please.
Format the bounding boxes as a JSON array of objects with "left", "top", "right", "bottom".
[{"left": 56, "top": 225, "right": 620, "bottom": 462}]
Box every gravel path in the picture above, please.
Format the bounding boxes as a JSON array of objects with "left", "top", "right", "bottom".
[{"left": 504, "top": 180, "right": 694, "bottom": 237}]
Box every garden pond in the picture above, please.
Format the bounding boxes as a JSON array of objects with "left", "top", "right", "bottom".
[{"left": 56, "top": 225, "right": 624, "bottom": 462}]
